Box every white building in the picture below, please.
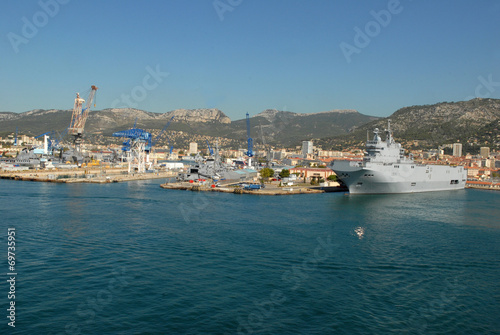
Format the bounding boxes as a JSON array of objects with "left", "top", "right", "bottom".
[
  {"left": 318, "top": 150, "right": 343, "bottom": 158},
  {"left": 485, "top": 158, "right": 495, "bottom": 168},
  {"left": 189, "top": 142, "right": 198, "bottom": 155},
  {"left": 302, "top": 141, "right": 313, "bottom": 158},
  {"left": 452, "top": 143, "right": 462, "bottom": 157}
]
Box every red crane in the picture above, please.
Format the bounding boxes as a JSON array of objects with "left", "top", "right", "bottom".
[{"left": 68, "top": 85, "right": 98, "bottom": 149}]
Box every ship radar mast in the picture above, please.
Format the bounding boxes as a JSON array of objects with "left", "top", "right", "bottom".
[
  {"left": 373, "top": 128, "right": 381, "bottom": 142},
  {"left": 385, "top": 119, "right": 393, "bottom": 144}
]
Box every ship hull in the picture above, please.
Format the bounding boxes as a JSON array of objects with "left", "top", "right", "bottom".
[{"left": 331, "top": 160, "right": 467, "bottom": 194}]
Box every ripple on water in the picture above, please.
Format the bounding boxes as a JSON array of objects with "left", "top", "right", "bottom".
[{"left": 1, "top": 180, "right": 499, "bottom": 334}]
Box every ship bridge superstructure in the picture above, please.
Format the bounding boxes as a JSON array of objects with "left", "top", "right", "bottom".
[{"left": 363, "top": 121, "right": 411, "bottom": 165}]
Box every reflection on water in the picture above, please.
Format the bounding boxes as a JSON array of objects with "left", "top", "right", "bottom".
[
  {"left": 354, "top": 226, "right": 365, "bottom": 239},
  {"left": 331, "top": 190, "right": 471, "bottom": 228}
]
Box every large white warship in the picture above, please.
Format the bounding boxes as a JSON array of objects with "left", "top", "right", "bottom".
[{"left": 330, "top": 121, "right": 467, "bottom": 194}]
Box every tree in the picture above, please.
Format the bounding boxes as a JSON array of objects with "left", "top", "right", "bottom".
[
  {"left": 327, "top": 174, "right": 338, "bottom": 181},
  {"left": 279, "top": 169, "right": 290, "bottom": 178},
  {"left": 260, "top": 168, "right": 274, "bottom": 181}
]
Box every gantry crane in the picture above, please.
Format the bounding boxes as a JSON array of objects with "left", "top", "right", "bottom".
[
  {"left": 112, "top": 125, "right": 152, "bottom": 174},
  {"left": 68, "top": 85, "right": 98, "bottom": 151}
]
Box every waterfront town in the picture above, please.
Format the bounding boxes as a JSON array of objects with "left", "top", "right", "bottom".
[{"left": 1, "top": 130, "right": 499, "bottom": 190}]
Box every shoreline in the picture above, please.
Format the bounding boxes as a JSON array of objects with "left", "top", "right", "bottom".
[
  {"left": 3, "top": 168, "right": 498, "bottom": 193},
  {"left": 160, "top": 182, "right": 347, "bottom": 195},
  {"left": 465, "top": 182, "right": 500, "bottom": 191},
  {"left": 0, "top": 168, "right": 177, "bottom": 183}
]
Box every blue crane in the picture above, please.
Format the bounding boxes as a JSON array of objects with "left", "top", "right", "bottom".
[
  {"left": 166, "top": 136, "right": 174, "bottom": 154},
  {"left": 112, "top": 117, "right": 152, "bottom": 144},
  {"left": 245, "top": 112, "right": 254, "bottom": 164},
  {"left": 112, "top": 128, "right": 152, "bottom": 153},
  {"left": 206, "top": 139, "right": 214, "bottom": 156},
  {"left": 146, "top": 116, "right": 175, "bottom": 153},
  {"left": 33, "top": 131, "right": 54, "bottom": 154},
  {"left": 14, "top": 127, "right": 18, "bottom": 146},
  {"left": 112, "top": 128, "right": 151, "bottom": 141},
  {"left": 122, "top": 117, "right": 138, "bottom": 152},
  {"left": 52, "top": 128, "right": 68, "bottom": 150},
  {"left": 34, "top": 131, "right": 52, "bottom": 139},
  {"left": 112, "top": 121, "right": 152, "bottom": 173},
  {"left": 120, "top": 139, "right": 131, "bottom": 152},
  {"left": 38, "top": 130, "right": 66, "bottom": 152},
  {"left": 114, "top": 118, "right": 140, "bottom": 152}
]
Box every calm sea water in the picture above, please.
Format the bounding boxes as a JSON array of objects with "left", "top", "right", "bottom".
[{"left": 1, "top": 179, "right": 499, "bottom": 334}]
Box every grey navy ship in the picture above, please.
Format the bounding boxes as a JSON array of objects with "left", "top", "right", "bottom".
[
  {"left": 330, "top": 121, "right": 467, "bottom": 194},
  {"left": 177, "top": 142, "right": 254, "bottom": 182}
]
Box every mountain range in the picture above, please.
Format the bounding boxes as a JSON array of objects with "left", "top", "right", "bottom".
[
  {"left": 1, "top": 98, "right": 499, "bottom": 152},
  {"left": 0, "top": 107, "right": 377, "bottom": 148},
  {"left": 316, "top": 98, "right": 500, "bottom": 152}
]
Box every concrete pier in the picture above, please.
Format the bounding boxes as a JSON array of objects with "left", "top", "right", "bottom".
[
  {"left": 160, "top": 181, "right": 343, "bottom": 195},
  {"left": 0, "top": 167, "right": 177, "bottom": 183}
]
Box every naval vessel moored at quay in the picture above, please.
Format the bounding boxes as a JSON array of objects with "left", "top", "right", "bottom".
[{"left": 330, "top": 121, "right": 467, "bottom": 194}]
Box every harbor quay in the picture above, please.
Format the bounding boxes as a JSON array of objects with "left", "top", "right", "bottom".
[
  {"left": 0, "top": 167, "right": 177, "bottom": 183},
  {"left": 2, "top": 164, "right": 498, "bottom": 193},
  {"left": 160, "top": 180, "right": 346, "bottom": 195},
  {"left": 465, "top": 180, "right": 500, "bottom": 191}
]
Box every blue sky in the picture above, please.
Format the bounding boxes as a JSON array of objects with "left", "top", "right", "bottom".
[{"left": 1, "top": 0, "right": 499, "bottom": 120}]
